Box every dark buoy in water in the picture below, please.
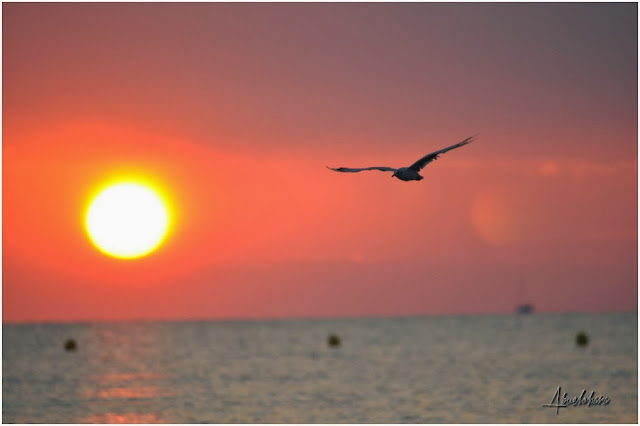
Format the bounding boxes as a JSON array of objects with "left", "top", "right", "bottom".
[
  {"left": 64, "top": 338, "right": 77, "bottom": 351},
  {"left": 328, "top": 334, "right": 341, "bottom": 348},
  {"left": 576, "top": 331, "right": 589, "bottom": 346}
]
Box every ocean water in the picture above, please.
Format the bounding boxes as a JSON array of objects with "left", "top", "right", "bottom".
[{"left": 3, "top": 312, "right": 637, "bottom": 423}]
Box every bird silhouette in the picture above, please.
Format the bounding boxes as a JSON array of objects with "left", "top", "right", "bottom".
[{"left": 327, "top": 135, "right": 477, "bottom": 181}]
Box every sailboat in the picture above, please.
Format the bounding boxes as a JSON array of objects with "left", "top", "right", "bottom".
[
  {"left": 515, "top": 279, "right": 535, "bottom": 314},
  {"left": 516, "top": 303, "right": 534, "bottom": 314}
]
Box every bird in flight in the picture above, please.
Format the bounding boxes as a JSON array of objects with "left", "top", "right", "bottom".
[{"left": 327, "top": 135, "right": 477, "bottom": 181}]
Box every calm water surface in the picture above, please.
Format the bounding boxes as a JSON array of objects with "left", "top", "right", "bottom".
[{"left": 3, "top": 312, "right": 637, "bottom": 423}]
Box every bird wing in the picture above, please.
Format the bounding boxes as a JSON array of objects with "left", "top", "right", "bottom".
[
  {"left": 326, "top": 166, "right": 396, "bottom": 173},
  {"left": 408, "top": 134, "right": 477, "bottom": 171}
]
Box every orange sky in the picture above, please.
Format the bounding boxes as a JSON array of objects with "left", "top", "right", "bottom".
[{"left": 3, "top": 3, "right": 637, "bottom": 322}]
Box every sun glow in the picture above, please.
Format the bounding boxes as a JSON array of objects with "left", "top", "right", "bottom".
[{"left": 85, "top": 182, "right": 171, "bottom": 259}]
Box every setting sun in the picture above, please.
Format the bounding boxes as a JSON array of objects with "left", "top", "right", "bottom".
[{"left": 85, "top": 182, "right": 170, "bottom": 259}]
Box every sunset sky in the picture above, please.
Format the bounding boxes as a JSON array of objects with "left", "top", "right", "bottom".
[{"left": 3, "top": 3, "right": 637, "bottom": 322}]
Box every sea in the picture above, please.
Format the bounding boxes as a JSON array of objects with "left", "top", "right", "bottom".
[{"left": 2, "top": 312, "right": 637, "bottom": 423}]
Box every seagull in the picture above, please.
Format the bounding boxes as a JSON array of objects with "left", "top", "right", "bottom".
[{"left": 327, "top": 135, "right": 476, "bottom": 181}]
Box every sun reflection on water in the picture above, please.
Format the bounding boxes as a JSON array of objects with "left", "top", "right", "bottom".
[
  {"left": 76, "top": 324, "right": 174, "bottom": 423},
  {"left": 78, "top": 412, "right": 166, "bottom": 424},
  {"left": 78, "top": 371, "right": 173, "bottom": 423}
]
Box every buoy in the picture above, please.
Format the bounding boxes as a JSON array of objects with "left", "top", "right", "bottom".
[
  {"left": 576, "top": 331, "right": 589, "bottom": 346},
  {"left": 64, "top": 338, "right": 77, "bottom": 351},
  {"left": 328, "top": 334, "right": 341, "bottom": 347}
]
